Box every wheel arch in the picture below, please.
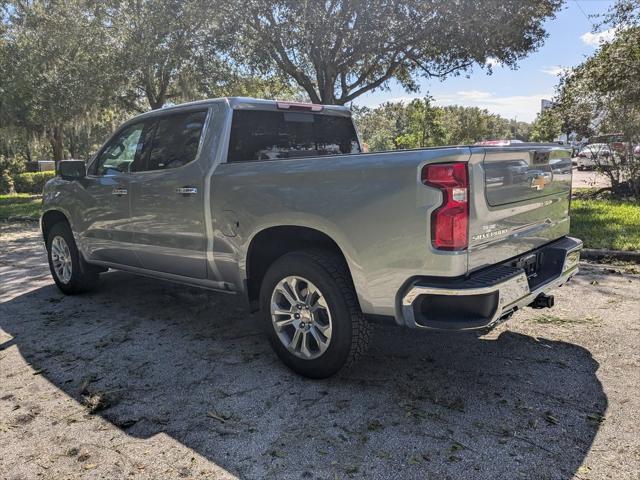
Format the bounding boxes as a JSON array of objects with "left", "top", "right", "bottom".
[
  {"left": 244, "top": 225, "right": 359, "bottom": 312},
  {"left": 41, "top": 209, "right": 72, "bottom": 244}
]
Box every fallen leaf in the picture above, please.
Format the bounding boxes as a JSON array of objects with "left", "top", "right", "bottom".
[
  {"left": 577, "top": 465, "right": 592, "bottom": 475},
  {"left": 367, "top": 419, "right": 383, "bottom": 431},
  {"left": 450, "top": 442, "right": 465, "bottom": 452},
  {"left": 586, "top": 413, "right": 605, "bottom": 424},
  {"left": 544, "top": 413, "right": 559, "bottom": 425},
  {"left": 207, "top": 411, "right": 226, "bottom": 423}
]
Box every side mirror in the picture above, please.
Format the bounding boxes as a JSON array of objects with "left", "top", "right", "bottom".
[{"left": 57, "top": 160, "right": 86, "bottom": 180}]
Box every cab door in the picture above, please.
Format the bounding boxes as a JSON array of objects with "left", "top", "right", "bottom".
[
  {"left": 80, "top": 120, "right": 154, "bottom": 266},
  {"left": 128, "top": 109, "right": 210, "bottom": 279}
]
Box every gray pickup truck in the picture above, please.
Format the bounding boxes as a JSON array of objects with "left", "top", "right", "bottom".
[{"left": 42, "top": 97, "right": 582, "bottom": 378}]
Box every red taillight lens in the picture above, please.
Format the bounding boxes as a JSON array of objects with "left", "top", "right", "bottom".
[{"left": 422, "top": 163, "right": 469, "bottom": 251}]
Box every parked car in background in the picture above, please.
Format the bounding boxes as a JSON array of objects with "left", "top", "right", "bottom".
[
  {"left": 41, "top": 98, "right": 582, "bottom": 378},
  {"left": 576, "top": 143, "right": 613, "bottom": 170}
]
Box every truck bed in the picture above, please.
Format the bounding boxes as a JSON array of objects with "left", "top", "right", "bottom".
[{"left": 211, "top": 143, "right": 573, "bottom": 318}]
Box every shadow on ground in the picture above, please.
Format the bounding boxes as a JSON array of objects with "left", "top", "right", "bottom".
[{"left": 0, "top": 270, "right": 606, "bottom": 479}]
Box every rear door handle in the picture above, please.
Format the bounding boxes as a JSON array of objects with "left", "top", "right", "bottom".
[
  {"left": 112, "top": 188, "right": 128, "bottom": 196},
  {"left": 176, "top": 186, "right": 198, "bottom": 195}
]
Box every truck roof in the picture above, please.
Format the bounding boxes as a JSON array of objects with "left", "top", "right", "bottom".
[{"left": 127, "top": 97, "right": 352, "bottom": 123}]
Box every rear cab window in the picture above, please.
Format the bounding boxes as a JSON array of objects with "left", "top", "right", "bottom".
[
  {"left": 227, "top": 110, "right": 360, "bottom": 163},
  {"left": 145, "top": 110, "right": 208, "bottom": 171}
]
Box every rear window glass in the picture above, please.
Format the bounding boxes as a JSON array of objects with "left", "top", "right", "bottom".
[
  {"left": 227, "top": 110, "right": 360, "bottom": 162},
  {"left": 145, "top": 110, "right": 207, "bottom": 171}
]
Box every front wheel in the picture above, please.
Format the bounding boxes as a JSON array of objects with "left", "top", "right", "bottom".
[
  {"left": 259, "top": 249, "right": 371, "bottom": 378},
  {"left": 46, "top": 222, "right": 100, "bottom": 294}
]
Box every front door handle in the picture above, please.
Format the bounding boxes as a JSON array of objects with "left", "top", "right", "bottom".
[
  {"left": 112, "top": 188, "right": 128, "bottom": 196},
  {"left": 176, "top": 186, "right": 198, "bottom": 195}
]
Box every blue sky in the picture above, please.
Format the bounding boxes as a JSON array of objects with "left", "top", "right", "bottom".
[{"left": 355, "top": 0, "right": 616, "bottom": 122}]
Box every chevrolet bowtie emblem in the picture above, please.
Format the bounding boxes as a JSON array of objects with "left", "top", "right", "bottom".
[{"left": 531, "top": 175, "right": 548, "bottom": 191}]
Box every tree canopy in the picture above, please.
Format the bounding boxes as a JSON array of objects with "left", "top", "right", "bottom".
[
  {"left": 231, "top": 0, "right": 563, "bottom": 104},
  {"left": 551, "top": 0, "right": 640, "bottom": 196},
  {"left": 1, "top": 0, "right": 563, "bottom": 161},
  {"left": 353, "top": 98, "right": 530, "bottom": 151}
]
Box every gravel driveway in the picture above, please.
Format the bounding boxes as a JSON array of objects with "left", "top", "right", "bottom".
[
  {"left": 1, "top": 222, "right": 638, "bottom": 480},
  {"left": 572, "top": 167, "right": 611, "bottom": 190}
]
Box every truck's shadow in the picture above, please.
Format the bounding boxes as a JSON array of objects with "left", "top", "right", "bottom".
[{"left": 1, "top": 271, "right": 606, "bottom": 479}]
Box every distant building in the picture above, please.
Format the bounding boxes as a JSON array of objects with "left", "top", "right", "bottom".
[{"left": 541, "top": 99, "right": 554, "bottom": 112}]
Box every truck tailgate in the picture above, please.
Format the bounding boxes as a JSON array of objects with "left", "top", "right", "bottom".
[{"left": 467, "top": 145, "right": 573, "bottom": 272}]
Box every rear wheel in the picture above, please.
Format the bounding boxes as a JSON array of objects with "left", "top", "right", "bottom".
[
  {"left": 259, "top": 249, "right": 371, "bottom": 378},
  {"left": 46, "top": 222, "right": 100, "bottom": 294}
]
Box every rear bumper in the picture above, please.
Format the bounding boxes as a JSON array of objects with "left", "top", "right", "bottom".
[{"left": 400, "top": 236, "right": 582, "bottom": 330}]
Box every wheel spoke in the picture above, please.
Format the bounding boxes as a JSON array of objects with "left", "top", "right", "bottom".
[
  {"left": 272, "top": 307, "right": 293, "bottom": 317},
  {"left": 289, "top": 328, "right": 302, "bottom": 351},
  {"left": 289, "top": 277, "right": 305, "bottom": 303},
  {"left": 276, "top": 283, "right": 297, "bottom": 307},
  {"left": 309, "top": 294, "right": 328, "bottom": 312},
  {"left": 300, "top": 330, "right": 313, "bottom": 358},
  {"left": 310, "top": 325, "right": 330, "bottom": 354},
  {"left": 313, "top": 319, "right": 331, "bottom": 337},
  {"left": 273, "top": 312, "right": 294, "bottom": 331}
]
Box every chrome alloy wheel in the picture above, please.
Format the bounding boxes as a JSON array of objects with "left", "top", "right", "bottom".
[
  {"left": 270, "top": 276, "right": 333, "bottom": 360},
  {"left": 51, "top": 235, "right": 72, "bottom": 283}
]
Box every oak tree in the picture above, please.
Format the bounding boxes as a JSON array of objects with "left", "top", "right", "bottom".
[{"left": 233, "top": 0, "right": 563, "bottom": 105}]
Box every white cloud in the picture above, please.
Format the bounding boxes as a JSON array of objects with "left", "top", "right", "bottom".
[
  {"left": 541, "top": 65, "right": 569, "bottom": 76},
  {"left": 383, "top": 96, "right": 420, "bottom": 104},
  {"left": 435, "top": 91, "right": 552, "bottom": 122},
  {"left": 580, "top": 28, "right": 616, "bottom": 46},
  {"left": 454, "top": 90, "right": 494, "bottom": 101}
]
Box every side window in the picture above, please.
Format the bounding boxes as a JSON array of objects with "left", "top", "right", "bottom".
[
  {"left": 94, "top": 122, "right": 147, "bottom": 176},
  {"left": 145, "top": 110, "right": 207, "bottom": 171}
]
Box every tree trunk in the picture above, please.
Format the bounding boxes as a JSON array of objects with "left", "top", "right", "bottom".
[
  {"left": 69, "top": 133, "right": 77, "bottom": 159},
  {"left": 147, "top": 92, "right": 164, "bottom": 110},
  {"left": 49, "top": 126, "right": 65, "bottom": 162}
]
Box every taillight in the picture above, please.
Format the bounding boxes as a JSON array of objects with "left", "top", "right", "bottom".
[{"left": 422, "top": 162, "right": 469, "bottom": 251}]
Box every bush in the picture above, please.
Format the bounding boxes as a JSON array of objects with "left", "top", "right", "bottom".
[
  {"left": 0, "top": 155, "right": 27, "bottom": 176},
  {"left": 0, "top": 171, "right": 15, "bottom": 194},
  {"left": 13, "top": 171, "right": 56, "bottom": 194}
]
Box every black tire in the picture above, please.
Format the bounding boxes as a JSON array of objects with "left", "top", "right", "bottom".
[
  {"left": 259, "top": 249, "right": 371, "bottom": 378},
  {"left": 46, "top": 222, "right": 100, "bottom": 294}
]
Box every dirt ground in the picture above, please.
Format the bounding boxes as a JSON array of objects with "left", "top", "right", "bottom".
[
  {"left": 1, "top": 222, "right": 638, "bottom": 480},
  {"left": 572, "top": 167, "right": 612, "bottom": 190}
]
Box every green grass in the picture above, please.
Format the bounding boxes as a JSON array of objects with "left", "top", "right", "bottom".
[
  {"left": 571, "top": 198, "right": 640, "bottom": 251},
  {"left": 0, "top": 194, "right": 41, "bottom": 220}
]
